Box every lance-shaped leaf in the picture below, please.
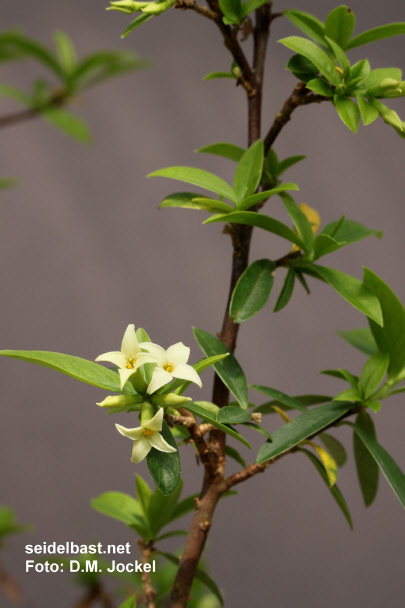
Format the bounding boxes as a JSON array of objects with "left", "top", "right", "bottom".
[
  {"left": 345, "top": 416, "right": 405, "bottom": 509},
  {"left": 324, "top": 6, "right": 356, "bottom": 49},
  {"left": 42, "top": 107, "right": 91, "bottom": 143},
  {"left": 279, "top": 36, "right": 341, "bottom": 86},
  {"left": 146, "top": 421, "right": 181, "bottom": 495},
  {"left": 159, "top": 192, "right": 232, "bottom": 214},
  {"left": 251, "top": 385, "right": 308, "bottom": 413},
  {"left": 281, "top": 194, "right": 314, "bottom": 253},
  {"left": 193, "top": 328, "right": 248, "bottom": 409},
  {"left": 256, "top": 401, "right": 353, "bottom": 464},
  {"left": 157, "top": 551, "right": 224, "bottom": 606},
  {"left": 233, "top": 139, "right": 264, "bottom": 205},
  {"left": 363, "top": 268, "right": 405, "bottom": 382},
  {"left": 239, "top": 183, "right": 299, "bottom": 211},
  {"left": 273, "top": 268, "right": 295, "bottom": 312},
  {"left": 253, "top": 394, "right": 332, "bottom": 415},
  {"left": 334, "top": 96, "right": 360, "bottom": 133},
  {"left": 121, "top": 14, "right": 154, "bottom": 38},
  {"left": 358, "top": 352, "right": 389, "bottom": 399},
  {"left": 217, "top": 406, "right": 251, "bottom": 424},
  {"left": 299, "top": 448, "right": 353, "bottom": 529},
  {"left": 277, "top": 155, "right": 306, "bottom": 175},
  {"left": 298, "top": 264, "right": 383, "bottom": 325},
  {"left": 320, "top": 218, "right": 382, "bottom": 245},
  {"left": 306, "top": 78, "right": 334, "bottom": 97},
  {"left": 306, "top": 441, "right": 338, "bottom": 487},
  {"left": 91, "top": 491, "right": 149, "bottom": 539},
  {"left": 283, "top": 10, "right": 326, "bottom": 47},
  {"left": 286, "top": 54, "right": 320, "bottom": 83},
  {"left": 196, "top": 142, "right": 245, "bottom": 162},
  {"left": 320, "top": 432, "right": 347, "bottom": 467},
  {"left": 149, "top": 167, "right": 236, "bottom": 203},
  {"left": 182, "top": 401, "right": 251, "bottom": 448},
  {"left": 352, "top": 413, "right": 379, "bottom": 507},
  {"left": 219, "top": 0, "right": 242, "bottom": 25},
  {"left": 205, "top": 211, "right": 305, "bottom": 249},
  {"left": 230, "top": 259, "right": 275, "bottom": 323},
  {"left": 0, "top": 32, "right": 64, "bottom": 77},
  {"left": 225, "top": 445, "right": 247, "bottom": 468},
  {"left": 337, "top": 328, "right": 378, "bottom": 356},
  {"left": 346, "top": 23, "right": 405, "bottom": 51},
  {"left": 0, "top": 350, "right": 135, "bottom": 394},
  {"left": 357, "top": 94, "right": 379, "bottom": 126}
]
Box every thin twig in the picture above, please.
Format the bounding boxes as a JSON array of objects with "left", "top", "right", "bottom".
[
  {"left": 137, "top": 541, "right": 156, "bottom": 608},
  {"left": 0, "top": 91, "right": 68, "bottom": 130},
  {"left": 174, "top": 0, "right": 218, "bottom": 21}
]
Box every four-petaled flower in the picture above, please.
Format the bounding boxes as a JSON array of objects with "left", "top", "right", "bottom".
[
  {"left": 96, "top": 324, "right": 156, "bottom": 390},
  {"left": 115, "top": 407, "right": 176, "bottom": 463},
  {"left": 139, "top": 341, "right": 202, "bottom": 394}
]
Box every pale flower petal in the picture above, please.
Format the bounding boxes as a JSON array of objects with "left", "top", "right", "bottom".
[
  {"left": 172, "top": 363, "right": 202, "bottom": 388},
  {"left": 131, "top": 437, "right": 152, "bottom": 463},
  {"left": 139, "top": 342, "right": 167, "bottom": 365},
  {"left": 149, "top": 432, "right": 177, "bottom": 453},
  {"left": 144, "top": 407, "right": 164, "bottom": 432},
  {"left": 147, "top": 367, "right": 173, "bottom": 394},
  {"left": 118, "top": 367, "right": 137, "bottom": 389},
  {"left": 95, "top": 351, "right": 127, "bottom": 368},
  {"left": 121, "top": 324, "right": 140, "bottom": 359},
  {"left": 166, "top": 342, "right": 190, "bottom": 366},
  {"left": 134, "top": 352, "right": 157, "bottom": 368},
  {"left": 115, "top": 423, "right": 144, "bottom": 440}
]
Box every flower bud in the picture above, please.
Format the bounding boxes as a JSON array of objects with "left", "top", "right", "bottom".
[
  {"left": 140, "top": 400, "right": 155, "bottom": 426},
  {"left": 107, "top": 0, "right": 149, "bottom": 13},
  {"left": 151, "top": 393, "right": 192, "bottom": 408},
  {"left": 141, "top": 0, "right": 174, "bottom": 15},
  {"left": 367, "top": 78, "right": 403, "bottom": 98},
  {"left": 251, "top": 413, "right": 262, "bottom": 423},
  {"left": 97, "top": 394, "right": 143, "bottom": 408}
]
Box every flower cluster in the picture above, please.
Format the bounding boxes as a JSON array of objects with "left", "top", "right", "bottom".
[{"left": 95, "top": 324, "right": 202, "bottom": 463}]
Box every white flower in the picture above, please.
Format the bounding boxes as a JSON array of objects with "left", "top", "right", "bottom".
[
  {"left": 115, "top": 407, "right": 176, "bottom": 463},
  {"left": 96, "top": 324, "right": 156, "bottom": 390},
  {"left": 139, "top": 341, "right": 202, "bottom": 394}
]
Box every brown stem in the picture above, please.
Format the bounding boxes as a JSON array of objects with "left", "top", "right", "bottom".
[
  {"left": 264, "top": 82, "right": 328, "bottom": 153},
  {"left": 0, "top": 91, "right": 68, "bottom": 130},
  {"left": 137, "top": 541, "right": 156, "bottom": 608},
  {"left": 73, "top": 584, "right": 113, "bottom": 608},
  {"left": 0, "top": 560, "right": 29, "bottom": 605},
  {"left": 174, "top": 0, "right": 218, "bottom": 21}
]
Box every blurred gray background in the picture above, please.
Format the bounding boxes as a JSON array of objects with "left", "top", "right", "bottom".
[{"left": 1, "top": 0, "right": 405, "bottom": 606}]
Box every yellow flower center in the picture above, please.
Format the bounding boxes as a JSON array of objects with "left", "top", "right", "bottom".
[
  {"left": 164, "top": 363, "right": 174, "bottom": 373},
  {"left": 126, "top": 358, "right": 136, "bottom": 369},
  {"left": 143, "top": 428, "right": 153, "bottom": 437}
]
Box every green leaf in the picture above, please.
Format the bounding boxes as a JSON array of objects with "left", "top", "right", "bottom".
[
  {"left": 192, "top": 328, "right": 248, "bottom": 409},
  {"left": 158, "top": 552, "right": 224, "bottom": 606},
  {"left": 0, "top": 83, "right": 30, "bottom": 105},
  {"left": 243, "top": 421, "right": 273, "bottom": 441},
  {"left": 319, "top": 432, "right": 347, "bottom": 467},
  {"left": 122, "top": 14, "right": 153, "bottom": 38},
  {"left": 230, "top": 259, "right": 275, "bottom": 323},
  {"left": 159, "top": 192, "right": 232, "bottom": 214},
  {"left": 283, "top": 10, "right": 326, "bottom": 47},
  {"left": 324, "top": 36, "right": 349, "bottom": 72},
  {"left": 250, "top": 385, "right": 308, "bottom": 413},
  {"left": 281, "top": 194, "right": 314, "bottom": 252},
  {"left": 279, "top": 37, "right": 341, "bottom": 86},
  {"left": 312, "top": 234, "right": 343, "bottom": 259},
  {"left": 239, "top": 183, "right": 299, "bottom": 211},
  {"left": 205, "top": 211, "right": 305, "bottom": 249},
  {"left": 218, "top": 0, "right": 242, "bottom": 25},
  {"left": 117, "top": 596, "right": 136, "bottom": 608},
  {"left": 149, "top": 167, "right": 236, "bottom": 204},
  {"left": 0, "top": 32, "right": 64, "bottom": 77},
  {"left": 146, "top": 422, "right": 181, "bottom": 495},
  {"left": 334, "top": 96, "right": 360, "bottom": 133},
  {"left": 324, "top": 6, "right": 356, "bottom": 49},
  {"left": 196, "top": 142, "right": 244, "bottom": 162},
  {"left": 299, "top": 448, "right": 353, "bottom": 529},
  {"left": 356, "top": 94, "right": 379, "bottom": 125},
  {"left": 225, "top": 445, "right": 247, "bottom": 468},
  {"left": 333, "top": 388, "right": 362, "bottom": 403},
  {"left": 253, "top": 394, "right": 332, "bottom": 415},
  {"left": 299, "top": 264, "right": 383, "bottom": 325},
  {"left": 352, "top": 413, "right": 379, "bottom": 506},
  {"left": 170, "top": 495, "right": 198, "bottom": 522},
  {"left": 346, "top": 23, "right": 405, "bottom": 51},
  {"left": 233, "top": 140, "right": 264, "bottom": 204},
  {"left": 91, "top": 492, "right": 144, "bottom": 527},
  {"left": 42, "top": 108, "right": 91, "bottom": 143},
  {"left": 182, "top": 402, "right": 251, "bottom": 449},
  {"left": 72, "top": 50, "right": 145, "bottom": 90},
  {"left": 0, "top": 177, "right": 18, "bottom": 190},
  {"left": 135, "top": 475, "right": 152, "bottom": 528},
  {"left": 273, "top": 268, "right": 295, "bottom": 313},
  {"left": 320, "top": 218, "right": 383, "bottom": 245},
  {"left": 53, "top": 30, "right": 77, "bottom": 75},
  {"left": 203, "top": 71, "right": 235, "bottom": 81},
  {"left": 217, "top": 406, "right": 251, "bottom": 424},
  {"left": 256, "top": 401, "right": 353, "bottom": 464},
  {"left": 0, "top": 507, "right": 32, "bottom": 542},
  {"left": 322, "top": 368, "right": 358, "bottom": 388},
  {"left": 0, "top": 350, "right": 135, "bottom": 394},
  {"left": 277, "top": 155, "right": 306, "bottom": 175},
  {"left": 337, "top": 328, "right": 378, "bottom": 356},
  {"left": 240, "top": 0, "right": 268, "bottom": 19},
  {"left": 358, "top": 352, "right": 389, "bottom": 399},
  {"left": 147, "top": 480, "right": 183, "bottom": 537},
  {"left": 155, "top": 530, "right": 188, "bottom": 541},
  {"left": 363, "top": 268, "right": 405, "bottom": 382},
  {"left": 367, "top": 400, "right": 382, "bottom": 413},
  {"left": 286, "top": 54, "right": 320, "bottom": 83},
  {"left": 306, "top": 78, "right": 334, "bottom": 97}
]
